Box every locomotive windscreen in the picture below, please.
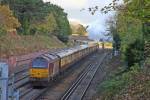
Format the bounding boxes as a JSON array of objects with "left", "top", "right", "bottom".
[{"left": 32, "top": 58, "right": 48, "bottom": 68}]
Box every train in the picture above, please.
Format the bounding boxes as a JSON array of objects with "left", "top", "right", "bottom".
[{"left": 29, "top": 42, "right": 99, "bottom": 86}]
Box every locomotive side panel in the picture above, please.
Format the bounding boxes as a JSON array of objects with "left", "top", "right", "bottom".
[
  {"left": 48, "top": 63, "right": 54, "bottom": 78},
  {"left": 52, "top": 60, "right": 60, "bottom": 77}
]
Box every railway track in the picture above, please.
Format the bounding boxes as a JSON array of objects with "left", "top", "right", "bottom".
[
  {"left": 61, "top": 53, "right": 107, "bottom": 100},
  {"left": 8, "top": 65, "right": 45, "bottom": 100},
  {"left": 8, "top": 65, "right": 29, "bottom": 88},
  {"left": 20, "top": 88, "right": 47, "bottom": 100}
]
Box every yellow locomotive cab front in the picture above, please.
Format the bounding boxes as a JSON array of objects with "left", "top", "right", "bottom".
[{"left": 30, "top": 68, "right": 49, "bottom": 78}]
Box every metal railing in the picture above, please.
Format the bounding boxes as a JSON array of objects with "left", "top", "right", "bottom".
[{"left": 0, "top": 63, "right": 8, "bottom": 100}]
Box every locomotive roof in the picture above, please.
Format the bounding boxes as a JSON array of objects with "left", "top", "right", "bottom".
[
  {"left": 35, "top": 53, "right": 59, "bottom": 63},
  {"left": 43, "top": 53, "right": 58, "bottom": 59}
]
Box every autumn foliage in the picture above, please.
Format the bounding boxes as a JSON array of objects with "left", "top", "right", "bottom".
[
  {"left": 70, "top": 22, "right": 88, "bottom": 36},
  {"left": 0, "top": 5, "right": 20, "bottom": 32}
]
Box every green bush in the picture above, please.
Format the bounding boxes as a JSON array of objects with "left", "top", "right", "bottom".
[
  {"left": 98, "top": 64, "right": 140, "bottom": 99},
  {"left": 0, "top": 26, "right": 6, "bottom": 36},
  {"left": 124, "top": 39, "right": 144, "bottom": 68}
]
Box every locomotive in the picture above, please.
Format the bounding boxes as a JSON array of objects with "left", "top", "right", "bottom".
[{"left": 29, "top": 43, "right": 99, "bottom": 86}]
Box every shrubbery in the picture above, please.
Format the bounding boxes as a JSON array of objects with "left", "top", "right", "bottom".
[{"left": 98, "top": 64, "right": 141, "bottom": 99}]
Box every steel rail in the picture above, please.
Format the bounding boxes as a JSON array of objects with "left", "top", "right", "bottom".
[
  {"left": 61, "top": 53, "right": 107, "bottom": 100},
  {"left": 61, "top": 64, "right": 93, "bottom": 100}
]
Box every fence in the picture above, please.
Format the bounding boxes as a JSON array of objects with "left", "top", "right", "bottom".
[{"left": 0, "top": 63, "right": 8, "bottom": 100}]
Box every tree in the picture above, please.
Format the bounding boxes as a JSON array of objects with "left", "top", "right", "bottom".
[
  {"left": 1, "top": 0, "right": 48, "bottom": 35},
  {"left": 48, "top": 4, "right": 71, "bottom": 42},
  {"left": 0, "top": 5, "right": 20, "bottom": 32},
  {"left": 106, "top": 16, "right": 121, "bottom": 51},
  {"left": 70, "top": 23, "right": 87, "bottom": 36},
  {"left": 32, "top": 13, "right": 58, "bottom": 35}
]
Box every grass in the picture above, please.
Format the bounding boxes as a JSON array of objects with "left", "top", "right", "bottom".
[{"left": 0, "top": 34, "right": 66, "bottom": 58}]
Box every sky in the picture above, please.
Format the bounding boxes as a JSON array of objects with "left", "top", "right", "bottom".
[{"left": 43, "top": 0, "right": 114, "bottom": 41}]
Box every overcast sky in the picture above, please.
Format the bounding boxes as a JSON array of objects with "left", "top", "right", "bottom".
[{"left": 43, "top": 0, "right": 114, "bottom": 41}]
